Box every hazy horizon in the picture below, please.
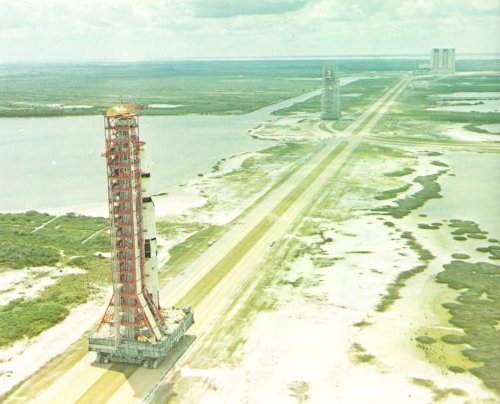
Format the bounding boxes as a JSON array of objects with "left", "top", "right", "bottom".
[
  {"left": 2, "top": 52, "right": 500, "bottom": 66},
  {"left": 1, "top": 0, "right": 499, "bottom": 63}
]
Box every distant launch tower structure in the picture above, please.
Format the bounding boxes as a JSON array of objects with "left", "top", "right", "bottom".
[
  {"left": 430, "top": 48, "right": 456, "bottom": 75},
  {"left": 89, "top": 104, "right": 193, "bottom": 368},
  {"left": 321, "top": 66, "right": 341, "bottom": 120}
]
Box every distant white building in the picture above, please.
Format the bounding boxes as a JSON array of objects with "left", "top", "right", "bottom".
[
  {"left": 430, "top": 48, "right": 456, "bottom": 75},
  {"left": 321, "top": 66, "right": 341, "bottom": 120}
]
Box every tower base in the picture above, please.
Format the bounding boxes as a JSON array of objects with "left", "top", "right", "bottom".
[{"left": 89, "top": 307, "right": 194, "bottom": 369}]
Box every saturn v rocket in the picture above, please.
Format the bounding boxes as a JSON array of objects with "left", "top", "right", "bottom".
[
  {"left": 89, "top": 104, "right": 193, "bottom": 367},
  {"left": 98, "top": 103, "right": 164, "bottom": 343}
]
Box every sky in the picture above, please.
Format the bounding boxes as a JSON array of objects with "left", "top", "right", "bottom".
[{"left": 0, "top": 0, "right": 499, "bottom": 62}]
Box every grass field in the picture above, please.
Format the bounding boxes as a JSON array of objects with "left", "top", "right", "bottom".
[{"left": 3, "top": 58, "right": 495, "bottom": 118}]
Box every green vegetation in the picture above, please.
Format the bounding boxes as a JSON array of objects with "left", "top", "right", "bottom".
[
  {"left": 351, "top": 343, "right": 376, "bottom": 364},
  {"left": 0, "top": 59, "right": 423, "bottom": 118},
  {"left": 418, "top": 222, "right": 442, "bottom": 230},
  {"left": 376, "top": 232, "right": 434, "bottom": 312},
  {"left": 384, "top": 167, "right": 415, "bottom": 177},
  {"left": 374, "top": 184, "right": 411, "bottom": 200},
  {"left": 376, "top": 265, "right": 426, "bottom": 312},
  {"left": 411, "top": 378, "right": 467, "bottom": 402},
  {"left": 448, "top": 219, "right": 491, "bottom": 242},
  {"left": 374, "top": 171, "right": 446, "bottom": 218},
  {"left": 288, "top": 380, "right": 310, "bottom": 403},
  {"left": 451, "top": 253, "right": 470, "bottom": 260},
  {"left": 448, "top": 365, "right": 466, "bottom": 374},
  {"left": 436, "top": 260, "right": 500, "bottom": 394},
  {"left": 448, "top": 219, "right": 487, "bottom": 236},
  {"left": 431, "top": 160, "right": 449, "bottom": 167},
  {"left": 160, "top": 223, "right": 226, "bottom": 280},
  {"left": 0, "top": 274, "right": 91, "bottom": 347},
  {"left": 415, "top": 336, "right": 436, "bottom": 344},
  {"left": 475, "top": 245, "right": 500, "bottom": 260},
  {"left": 0, "top": 211, "right": 108, "bottom": 270},
  {"left": 0, "top": 61, "right": 319, "bottom": 117},
  {"left": 0, "top": 211, "right": 109, "bottom": 347}
]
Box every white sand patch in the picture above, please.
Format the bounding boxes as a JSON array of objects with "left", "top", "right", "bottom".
[
  {"left": 148, "top": 104, "right": 186, "bottom": 109},
  {"left": 189, "top": 172, "right": 278, "bottom": 226},
  {"left": 441, "top": 123, "right": 500, "bottom": 142},
  {"left": 433, "top": 92, "right": 500, "bottom": 99},
  {"left": 60, "top": 105, "right": 93, "bottom": 109},
  {"left": 154, "top": 186, "right": 206, "bottom": 219},
  {"left": 0, "top": 299, "right": 107, "bottom": 397},
  {"left": 339, "top": 77, "right": 369, "bottom": 86},
  {"left": 285, "top": 77, "right": 321, "bottom": 81},
  {"left": 211, "top": 151, "right": 262, "bottom": 176},
  {"left": 94, "top": 251, "right": 111, "bottom": 259},
  {"left": 250, "top": 116, "right": 328, "bottom": 142},
  {"left": 0, "top": 266, "right": 86, "bottom": 307},
  {"left": 156, "top": 232, "right": 197, "bottom": 269},
  {"left": 45, "top": 203, "right": 108, "bottom": 218},
  {"left": 428, "top": 100, "right": 500, "bottom": 113},
  {"left": 318, "top": 217, "right": 420, "bottom": 308},
  {"left": 180, "top": 150, "right": 296, "bottom": 226}
]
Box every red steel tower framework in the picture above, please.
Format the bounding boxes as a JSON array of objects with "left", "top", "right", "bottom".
[
  {"left": 98, "top": 106, "right": 163, "bottom": 343},
  {"left": 89, "top": 104, "right": 193, "bottom": 367}
]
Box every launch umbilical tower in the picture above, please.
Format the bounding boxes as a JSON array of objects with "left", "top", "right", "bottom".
[{"left": 89, "top": 104, "right": 193, "bottom": 368}]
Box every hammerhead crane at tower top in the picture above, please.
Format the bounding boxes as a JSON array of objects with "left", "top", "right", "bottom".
[{"left": 88, "top": 103, "right": 194, "bottom": 368}]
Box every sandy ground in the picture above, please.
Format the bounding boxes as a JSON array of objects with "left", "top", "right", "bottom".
[
  {"left": 166, "top": 142, "right": 499, "bottom": 403},
  {"left": 155, "top": 186, "right": 206, "bottom": 219},
  {"left": 189, "top": 217, "right": 428, "bottom": 404},
  {"left": 441, "top": 124, "right": 500, "bottom": 142},
  {"left": 180, "top": 214, "right": 497, "bottom": 404},
  {"left": 0, "top": 266, "right": 86, "bottom": 307}
]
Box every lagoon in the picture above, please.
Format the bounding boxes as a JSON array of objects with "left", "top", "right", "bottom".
[{"left": 0, "top": 89, "right": 326, "bottom": 214}]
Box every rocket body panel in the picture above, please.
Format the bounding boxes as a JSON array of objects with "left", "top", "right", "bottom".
[{"left": 142, "top": 170, "right": 159, "bottom": 307}]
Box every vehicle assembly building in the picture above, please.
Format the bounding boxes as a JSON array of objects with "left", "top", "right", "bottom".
[
  {"left": 321, "top": 66, "right": 341, "bottom": 120},
  {"left": 88, "top": 104, "right": 193, "bottom": 368},
  {"left": 430, "top": 48, "right": 456, "bottom": 75}
]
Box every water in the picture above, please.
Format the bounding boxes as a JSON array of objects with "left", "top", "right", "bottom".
[
  {"left": 420, "top": 152, "right": 500, "bottom": 236},
  {"left": 0, "top": 89, "right": 326, "bottom": 214},
  {"left": 0, "top": 72, "right": 364, "bottom": 215},
  {"left": 0, "top": 116, "right": 265, "bottom": 214}
]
